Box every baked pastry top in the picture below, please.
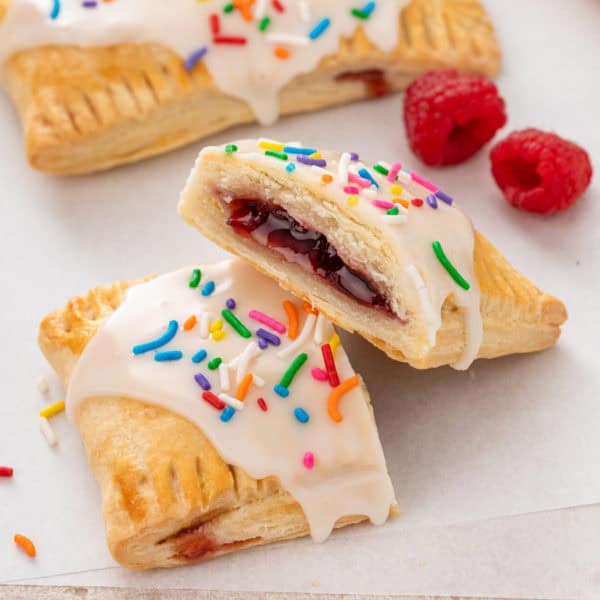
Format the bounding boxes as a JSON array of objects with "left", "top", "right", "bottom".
[
  {"left": 39, "top": 259, "right": 396, "bottom": 568},
  {"left": 179, "top": 139, "right": 568, "bottom": 370},
  {"left": 0, "top": 0, "right": 500, "bottom": 174}
]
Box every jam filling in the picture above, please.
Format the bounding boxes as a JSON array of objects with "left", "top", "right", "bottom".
[
  {"left": 226, "top": 199, "right": 392, "bottom": 312},
  {"left": 335, "top": 68, "right": 391, "bottom": 97}
]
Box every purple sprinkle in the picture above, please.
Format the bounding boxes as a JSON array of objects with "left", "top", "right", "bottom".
[
  {"left": 256, "top": 328, "right": 281, "bottom": 346},
  {"left": 258, "top": 338, "right": 269, "bottom": 350},
  {"left": 82, "top": 0, "right": 97, "bottom": 6},
  {"left": 426, "top": 194, "right": 438, "bottom": 209},
  {"left": 185, "top": 46, "right": 208, "bottom": 72},
  {"left": 435, "top": 190, "right": 454, "bottom": 205},
  {"left": 226, "top": 298, "right": 236, "bottom": 309},
  {"left": 194, "top": 373, "right": 211, "bottom": 391},
  {"left": 296, "top": 155, "right": 327, "bottom": 168},
  {"left": 350, "top": 152, "right": 359, "bottom": 161}
]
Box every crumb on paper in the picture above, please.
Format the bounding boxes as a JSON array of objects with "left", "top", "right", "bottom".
[
  {"left": 468, "top": 369, "right": 476, "bottom": 380},
  {"left": 37, "top": 376, "right": 49, "bottom": 395},
  {"left": 311, "top": 580, "right": 319, "bottom": 588}
]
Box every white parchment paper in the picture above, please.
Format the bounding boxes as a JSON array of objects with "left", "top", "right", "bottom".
[{"left": 1, "top": 0, "right": 599, "bottom": 597}]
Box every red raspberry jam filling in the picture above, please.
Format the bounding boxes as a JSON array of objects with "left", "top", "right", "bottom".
[
  {"left": 226, "top": 199, "right": 392, "bottom": 312},
  {"left": 335, "top": 68, "right": 391, "bottom": 97}
]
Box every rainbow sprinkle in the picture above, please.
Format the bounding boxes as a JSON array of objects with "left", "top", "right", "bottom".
[
  {"left": 133, "top": 320, "right": 178, "bottom": 355},
  {"left": 155, "top": 350, "right": 183, "bottom": 362},
  {"left": 432, "top": 241, "right": 471, "bottom": 290},
  {"left": 50, "top": 0, "right": 61, "bottom": 19},
  {"left": 308, "top": 17, "right": 331, "bottom": 40},
  {"left": 189, "top": 268, "right": 202, "bottom": 288},
  {"left": 201, "top": 281, "right": 216, "bottom": 296},
  {"left": 220, "top": 406, "right": 236, "bottom": 422},
  {"left": 221, "top": 309, "right": 252, "bottom": 338},
  {"left": 294, "top": 407, "right": 310, "bottom": 423}
]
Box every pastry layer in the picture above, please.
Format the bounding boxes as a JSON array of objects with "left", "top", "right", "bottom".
[
  {"left": 39, "top": 267, "right": 396, "bottom": 568},
  {"left": 179, "top": 142, "right": 567, "bottom": 369},
  {"left": 0, "top": 0, "right": 501, "bottom": 174}
]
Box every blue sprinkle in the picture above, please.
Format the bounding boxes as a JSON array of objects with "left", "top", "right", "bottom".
[
  {"left": 294, "top": 407, "right": 310, "bottom": 424},
  {"left": 201, "top": 281, "right": 215, "bottom": 296},
  {"left": 226, "top": 298, "right": 236, "bottom": 309},
  {"left": 435, "top": 190, "right": 454, "bottom": 205},
  {"left": 426, "top": 194, "right": 438, "bottom": 209},
  {"left": 50, "top": 0, "right": 61, "bottom": 19},
  {"left": 274, "top": 384, "right": 289, "bottom": 398},
  {"left": 283, "top": 146, "right": 317, "bottom": 155},
  {"left": 361, "top": 1, "right": 376, "bottom": 16},
  {"left": 350, "top": 152, "right": 359, "bottom": 161},
  {"left": 220, "top": 406, "right": 235, "bottom": 422},
  {"left": 256, "top": 328, "right": 281, "bottom": 346},
  {"left": 286, "top": 163, "right": 296, "bottom": 173},
  {"left": 258, "top": 338, "right": 269, "bottom": 350},
  {"left": 133, "top": 320, "right": 178, "bottom": 355},
  {"left": 184, "top": 46, "right": 208, "bottom": 72},
  {"left": 192, "top": 349, "right": 208, "bottom": 363},
  {"left": 309, "top": 17, "right": 331, "bottom": 40},
  {"left": 194, "top": 372, "right": 211, "bottom": 390},
  {"left": 358, "top": 167, "right": 379, "bottom": 188},
  {"left": 155, "top": 350, "right": 183, "bottom": 362}
]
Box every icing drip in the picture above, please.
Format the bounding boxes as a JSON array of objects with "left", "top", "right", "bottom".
[
  {"left": 66, "top": 259, "right": 396, "bottom": 542},
  {"left": 182, "top": 139, "right": 483, "bottom": 369},
  {"left": 0, "top": 0, "right": 408, "bottom": 124}
]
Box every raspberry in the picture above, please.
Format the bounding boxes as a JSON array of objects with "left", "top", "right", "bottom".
[
  {"left": 403, "top": 70, "right": 507, "bottom": 166},
  {"left": 490, "top": 129, "right": 593, "bottom": 214}
]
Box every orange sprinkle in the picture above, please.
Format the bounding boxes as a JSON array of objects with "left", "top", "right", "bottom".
[
  {"left": 183, "top": 315, "right": 197, "bottom": 331},
  {"left": 14, "top": 534, "right": 36, "bottom": 558},
  {"left": 274, "top": 47, "right": 289, "bottom": 60},
  {"left": 283, "top": 300, "right": 299, "bottom": 340},
  {"left": 395, "top": 198, "right": 409, "bottom": 209},
  {"left": 233, "top": 0, "right": 254, "bottom": 21},
  {"left": 303, "top": 301, "right": 318, "bottom": 315},
  {"left": 321, "top": 174, "right": 333, "bottom": 184},
  {"left": 327, "top": 375, "right": 360, "bottom": 423},
  {"left": 236, "top": 373, "right": 253, "bottom": 401}
]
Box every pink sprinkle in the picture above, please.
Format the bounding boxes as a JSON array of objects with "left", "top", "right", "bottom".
[
  {"left": 311, "top": 367, "right": 328, "bottom": 381},
  {"left": 343, "top": 185, "right": 359, "bottom": 194},
  {"left": 303, "top": 452, "right": 315, "bottom": 469},
  {"left": 387, "top": 162, "right": 402, "bottom": 182},
  {"left": 410, "top": 172, "right": 438, "bottom": 192},
  {"left": 348, "top": 172, "right": 372, "bottom": 188},
  {"left": 372, "top": 199, "right": 395, "bottom": 210},
  {"left": 249, "top": 310, "right": 286, "bottom": 334}
]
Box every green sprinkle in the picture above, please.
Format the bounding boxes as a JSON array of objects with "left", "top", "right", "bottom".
[
  {"left": 279, "top": 353, "right": 308, "bottom": 388},
  {"left": 223, "top": 3, "right": 234, "bottom": 13},
  {"left": 373, "top": 164, "right": 389, "bottom": 176},
  {"left": 189, "top": 268, "right": 201, "bottom": 288},
  {"left": 208, "top": 357, "right": 222, "bottom": 370},
  {"left": 225, "top": 144, "right": 238, "bottom": 154},
  {"left": 258, "top": 16, "right": 271, "bottom": 31},
  {"left": 432, "top": 241, "right": 471, "bottom": 290},
  {"left": 221, "top": 309, "right": 252, "bottom": 338},
  {"left": 265, "top": 150, "right": 288, "bottom": 161},
  {"left": 387, "top": 206, "right": 399, "bottom": 215},
  {"left": 351, "top": 8, "right": 368, "bottom": 19}
]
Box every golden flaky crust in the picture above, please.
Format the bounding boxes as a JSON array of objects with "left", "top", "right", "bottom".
[
  {"left": 2, "top": 0, "right": 501, "bottom": 174},
  {"left": 38, "top": 280, "right": 387, "bottom": 569},
  {"left": 178, "top": 156, "right": 567, "bottom": 369}
]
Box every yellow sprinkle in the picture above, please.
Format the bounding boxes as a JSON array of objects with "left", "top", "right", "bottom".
[
  {"left": 39, "top": 400, "right": 65, "bottom": 419},
  {"left": 212, "top": 329, "right": 226, "bottom": 341},
  {"left": 390, "top": 184, "right": 402, "bottom": 196},
  {"left": 310, "top": 152, "right": 322, "bottom": 159},
  {"left": 329, "top": 333, "right": 341, "bottom": 354},
  {"left": 209, "top": 319, "right": 223, "bottom": 332},
  {"left": 258, "top": 140, "right": 284, "bottom": 152},
  {"left": 347, "top": 195, "right": 359, "bottom": 207}
]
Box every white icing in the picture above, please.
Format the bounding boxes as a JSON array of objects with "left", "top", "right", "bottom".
[
  {"left": 181, "top": 140, "right": 483, "bottom": 369},
  {"left": 66, "top": 259, "right": 395, "bottom": 543},
  {"left": 0, "top": 0, "right": 408, "bottom": 124}
]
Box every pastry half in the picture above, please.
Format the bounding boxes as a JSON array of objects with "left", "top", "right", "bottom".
[
  {"left": 179, "top": 139, "right": 567, "bottom": 370},
  {"left": 38, "top": 259, "right": 396, "bottom": 569},
  {"left": 0, "top": 0, "right": 500, "bottom": 174}
]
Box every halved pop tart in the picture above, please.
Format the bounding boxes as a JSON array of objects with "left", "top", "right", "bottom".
[{"left": 179, "top": 140, "right": 567, "bottom": 369}]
